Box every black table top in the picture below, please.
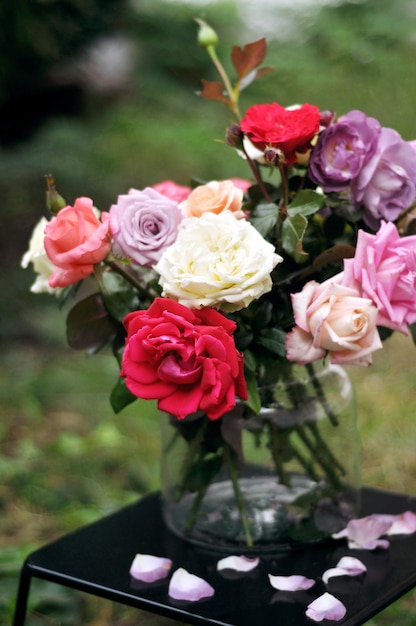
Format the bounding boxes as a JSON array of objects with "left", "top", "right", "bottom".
[{"left": 24, "top": 487, "right": 416, "bottom": 626}]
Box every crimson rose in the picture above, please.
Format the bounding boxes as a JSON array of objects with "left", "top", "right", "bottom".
[
  {"left": 240, "top": 102, "right": 321, "bottom": 165},
  {"left": 121, "top": 298, "right": 247, "bottom": 420}
]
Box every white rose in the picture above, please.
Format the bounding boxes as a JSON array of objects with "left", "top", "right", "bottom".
[
  {"left": 155, "top": 211, "right": 283, "bottom": 312},
  {"left": 21, "top": 217, "right": 61, "bottom": 294}
]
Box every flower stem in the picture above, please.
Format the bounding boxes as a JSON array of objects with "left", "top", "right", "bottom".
[
  {"left": 305, "top": 362, "right": 339, "bottom": 426},
  {"left": 224, "top": 444, "right": 254, "bottom": 547}
]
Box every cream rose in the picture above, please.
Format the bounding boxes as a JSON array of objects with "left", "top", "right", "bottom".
[
  {"left": 21, "top": 217, "right": 61, "bottom": 294},
  {"left": 179, "top": 180, "right": 245, "bottom": 218},
  {"left": 155, "top": 211, "right": 282, "bottom": 312},
  {"left": 286, "top": 275, "right": 383, "bottom": 366}
]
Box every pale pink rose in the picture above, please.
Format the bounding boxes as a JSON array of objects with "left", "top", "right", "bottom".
[
  {"left": 179, "top": 180, "right": 245, "bottom": 218},
  {"left": 342, "top": 221, "right": 416, "bottom": 334},
  {"left": 151, "top": 180, "right": 191, "bottom": 202},
  {"left": 44, "top": 197, "right": 111, "bottom": 288},
  {"left": 286, "top": 275, "right": 382, "bottom": 366}
]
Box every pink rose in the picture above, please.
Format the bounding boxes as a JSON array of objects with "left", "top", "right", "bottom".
[
  {"left": 342, "top": 221, "right": 416, "bottom": 334},
  {"left": 44, "top": 197, "right": 111, "bottom": 288},
  {"left": 151, "top": 180, "right": 191, "bottom": 202},
  {"left": 109, "top": 187, "right": 182, "bottom": 267},
  {"left": 179, "top": 180, "right": 245, "bottom": 218},
  {"left": 121, "top": 298, "right": 247, "bottom": 420},
  {"left": 286, "top": 276, "right": 382, "bottom": 366}
]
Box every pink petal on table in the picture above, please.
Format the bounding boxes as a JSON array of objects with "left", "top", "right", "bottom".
[
  {"left": 217, "top": 555, "right": 259, "bottom": 572},
  {"left": 268, "top": 574, "right": 315, "bottom": 591},
  {"left": 348, "top": 538, "right": 390, "bottom": 550},
  {"left": 129, "top": 554, "right": 172, "bottom": 582},
  {"left": 322, "top": 556, "right": 367, "bottom": 584},
  {"left": 387, "top": 511, "right": 416, "bottom": 535},
  {"left": 305, "top": 592, "right": 347, "bottom": 622},
  {"left": 333, "top": 515, "right": 392, "bottom": 549},
  {"left": 168, "top": 568, "right": 215, "bottom": 602}
]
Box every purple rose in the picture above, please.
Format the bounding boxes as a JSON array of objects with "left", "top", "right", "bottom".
[
  {"left": 352, "top": 128, "right": 416, "bottom": 229},
  {"left": 309, "top": 110, "right": 381, "bottom": 192},
  {"left": 109, "top": 187, "right": 182, "bottom": 267}
]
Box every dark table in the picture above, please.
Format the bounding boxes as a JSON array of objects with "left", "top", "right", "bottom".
[{"left": 12, "top": 487, "right": 416, "bottom": 626}]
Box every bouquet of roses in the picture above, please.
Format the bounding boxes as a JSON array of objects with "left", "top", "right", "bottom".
[{"left": 21, "top": 19, "right": 416, "bottom": 545}]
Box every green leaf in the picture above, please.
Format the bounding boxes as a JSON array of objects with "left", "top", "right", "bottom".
[
  {"left": 110, "top": 377, "right": 137, "bottom": 413},
  {"left": 66, "top": 294, "right": 118, "bottom": 351},
  {"left": 281, "top": 213, "right": 309, "bottom": 263},
  {"left": 243, "top": 348, "right": 257, "bottom": 373},
  {"left": 249, "top": 202, "right": 279, "bottom": 237},
  {"left": 101, "top": 271, "right": 140, "bottom": 322},
  {"left": 256, "top": 328, "right": 287, "bottom": 357},
  {"left": 287, "top": 189, "right": 325, "bottom": 217}
]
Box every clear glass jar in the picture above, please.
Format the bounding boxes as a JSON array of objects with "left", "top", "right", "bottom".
[{"left": 160, "top": 361, "right": 360, "bottom": 553}]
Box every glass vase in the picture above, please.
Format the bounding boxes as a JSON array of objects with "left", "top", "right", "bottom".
[{"left": 160, "top": 361, "right": 360, "bottom": 553}]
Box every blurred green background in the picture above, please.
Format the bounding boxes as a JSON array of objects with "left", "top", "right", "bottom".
[{"left": 1, "top": 0, "right": 416, "bottom": 623}]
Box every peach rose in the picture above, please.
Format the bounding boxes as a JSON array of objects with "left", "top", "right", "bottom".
[
  {"left": 179, "top": 180, "right": 245, "bottom": 218},
  {"left": 286, "top": 275, "right": 383, "bottom": 366},
  {"left": 44, "top": 197, "right": 111, "bottom": 288}
]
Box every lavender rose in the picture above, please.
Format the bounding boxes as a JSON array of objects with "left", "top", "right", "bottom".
[
  {"left": 109, "top": 187, "right": 182, "bottom": 267},
  {"left": 309, "top": 110, "right": 381, "bottom": 192},
  {"left": 352, "top": 127, "right": 416, "bottom": 229}
]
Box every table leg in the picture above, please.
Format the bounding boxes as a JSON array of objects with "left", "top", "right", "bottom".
[{"left": 12, "top": 563, "right": 32, "bottom": 626}]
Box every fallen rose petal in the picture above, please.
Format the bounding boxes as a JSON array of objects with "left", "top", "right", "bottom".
[
  {"left": 269, "top": 574, "right": 315, "bottom": 591},
  {"left": 129, "top": 554, "right": 172, "bottom": 583},
  {"left": 386, "top": 512, "right": 416, "bottom": 536},
  {"left": 322, "top": 557, "right": 367, "bottom": 584},
  {"left": 348, "top": 538, "right": 390, "bottom": 550},
  {"left": 305, "top": 592, "right": 347, "bottom": 622},
  {"left": 217, "top": 555, "right": 259, "bottom": 572},
  {"left": 168, "top": 568, "right": 215, "bottom": 602},
  {"left": 333, "top": 515, "right": 392, "bottom": 549}
]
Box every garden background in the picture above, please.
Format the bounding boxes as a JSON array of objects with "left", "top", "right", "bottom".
[{"left": 1, "top": 0, "right": 416, "bottom": 623}]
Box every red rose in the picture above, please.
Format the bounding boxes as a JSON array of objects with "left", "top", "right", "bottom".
[
  {"left": 121, "top": 298, "right": 247, "bottom": 420},
  {"left": 44, "top": 197, "right": 111, "bottom": 288},
  {"left": 240, "top": 102, "right": 321, "bottom": 165}
]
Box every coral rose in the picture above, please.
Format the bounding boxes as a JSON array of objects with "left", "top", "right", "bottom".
[
  {"left": 342, "top": 221, "right": 416, "bottom": 334},
  {"left": 121, "top": 297, "right": 247, "bottom": 420},
  {"left": 179, "top": 180, "right": 244, "bottom": 218},
  {"left": 240, "top": 102, "right": 321, "bottom": 165},
  {"left": 44, "top": 197, "right": 111, "bottom": 288},
  {"left": 286, "top": 275, "right": 382, "bottom": 366}
]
